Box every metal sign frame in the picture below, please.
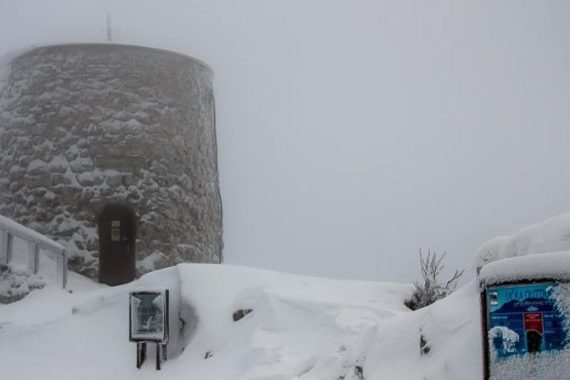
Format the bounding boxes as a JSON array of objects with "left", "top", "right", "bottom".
[{"left": 129, "top": 289, "right": 169, "bottom": 370}]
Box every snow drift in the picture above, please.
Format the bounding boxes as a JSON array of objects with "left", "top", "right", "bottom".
[
  {"left": 3, "top": 212, "right": 570, "bottom": 379},
  {"left": 0, "top": 262, "right": 482, "bottom": 380}
]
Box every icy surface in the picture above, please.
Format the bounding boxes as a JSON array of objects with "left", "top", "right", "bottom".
[
  {"left": 0, "top": 264, "right": 484, "bottom": 380},
  {"left": 554, "top": 284, "right": 570, "bottom": 333},
  {"left": 490, "top": 349, "right": 570, "bottom": 380}
]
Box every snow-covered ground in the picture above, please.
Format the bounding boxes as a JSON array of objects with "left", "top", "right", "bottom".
[
  {"left": 4, "top": 212, "right": 570, "bottom": 379},
  {"left": 0, "top": 261, "right": 482, "bottom": 380}
]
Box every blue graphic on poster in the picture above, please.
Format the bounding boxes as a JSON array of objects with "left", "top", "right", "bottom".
[{"left": 487, "top": 282, "right": 568, "bottom": 358}]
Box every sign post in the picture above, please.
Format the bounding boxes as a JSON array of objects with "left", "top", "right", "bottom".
[{"left": 129, "top": 289, "right": 169, "bottom": 370}]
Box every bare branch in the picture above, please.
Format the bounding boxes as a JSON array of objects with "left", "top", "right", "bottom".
[{"left": 405, "top": 249, "right": 465, "bottom": 310}]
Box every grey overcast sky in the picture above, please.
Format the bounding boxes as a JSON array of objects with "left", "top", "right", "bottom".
[{"left": 1, "top": 0, "right": 569, "bottom": 282}]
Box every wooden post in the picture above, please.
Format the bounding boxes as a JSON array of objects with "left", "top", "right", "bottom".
[
  {"left": 156, "top": 342, "right": 161, "bottom": 370},
  {"left": 28, "top": 242, "right": 40, "bottom": 274},
  {"left": 0, "top": 230, "right": 7, "bottom": 263},
  {"left": 480, "top": 286, "right": 490, "bottom": 380},
  {"left": 6, "top": 232, "right": 12, "bottom": 264},
  {"left": 136, "top": 342, "right": 146, "bottom": 368},
  {"left": 56, "top": 252, "right": 68, "bottom": 289},
  {"left": 62, "top": 250, "right": 68, "bottom": 288}
]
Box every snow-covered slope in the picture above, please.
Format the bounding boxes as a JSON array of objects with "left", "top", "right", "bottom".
[
  {"left": 7, "top": 212, "right": 570, "bottom": 379},
  {"left": 0, "top": 263, "right": 483, "bottom": 380}
]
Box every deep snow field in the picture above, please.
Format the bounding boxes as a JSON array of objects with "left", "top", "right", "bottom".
[
  {"left": 2, "top": 213, "right": 570, "bottom": 380},
  {"left": 0, "top": 264, "right": 480, "bottom": 379}
]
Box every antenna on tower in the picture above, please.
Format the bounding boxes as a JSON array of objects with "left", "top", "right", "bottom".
[{"left": 106, "top": 13, "right": 113, "bottom": 42}]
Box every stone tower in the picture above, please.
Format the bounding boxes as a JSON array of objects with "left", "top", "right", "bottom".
[{"left": 0, "top": 44, "right": 223, "bottom": 280}]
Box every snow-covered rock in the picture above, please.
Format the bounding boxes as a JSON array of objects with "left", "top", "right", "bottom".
[
  {"left": 476, "top": 213, "right": 570, "bottom": 271},
  {"left": 0, "top": 264, "right": 45, "bottom": 304}
]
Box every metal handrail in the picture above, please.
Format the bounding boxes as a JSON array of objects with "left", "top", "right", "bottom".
[{"left": 0, "top": 214, "right": 68, "bottom": 288}]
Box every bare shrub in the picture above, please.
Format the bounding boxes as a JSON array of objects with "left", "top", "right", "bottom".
[{"left": 405, "top": 249, "right": 464, "bottom": 310}]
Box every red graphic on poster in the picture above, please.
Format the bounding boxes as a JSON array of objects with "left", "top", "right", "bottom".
[{"left": 524, "top": 312, "right": 543, "bottom": 334}]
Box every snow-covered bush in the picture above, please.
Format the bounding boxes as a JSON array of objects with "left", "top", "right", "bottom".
[
  {"left": 0, "top": 264, "right": 45, "bottom": 304},
  {"left": 405, "top": 250, "right": 464, "bottom": 310}
]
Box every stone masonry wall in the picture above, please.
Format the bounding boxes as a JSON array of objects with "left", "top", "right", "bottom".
[{"left": 0, "top": 44, "right": 223, "bottom": 278}]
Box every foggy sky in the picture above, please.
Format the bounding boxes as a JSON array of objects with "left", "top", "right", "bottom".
[{"left": 1, "top": 0, "right": 569, "bottom": 282}]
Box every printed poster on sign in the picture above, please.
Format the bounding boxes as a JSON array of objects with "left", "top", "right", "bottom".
[{"left": 486, "top": 282, "right": 567, "bottom": 357}]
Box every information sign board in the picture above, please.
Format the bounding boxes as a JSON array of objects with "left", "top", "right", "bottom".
[
  {"left": 129, "top": 290, "right": 169, "bottom": 342},
  {"left": 482, "top": 281, "right": 570, "bottom": 379},
  {"left": 486, "top": 282, "right": 566, "bottom": 356}
]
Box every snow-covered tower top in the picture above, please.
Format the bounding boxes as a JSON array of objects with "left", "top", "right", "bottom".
[{"left": 0, "top": 43, "right": 223, "bottom": 282}]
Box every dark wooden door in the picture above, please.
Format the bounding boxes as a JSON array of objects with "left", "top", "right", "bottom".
[{"left": 98, "top": 204, "right": 136, "bottom": 285}]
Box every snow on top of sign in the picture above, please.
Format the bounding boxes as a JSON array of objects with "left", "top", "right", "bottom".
[
  {"left": 478, "top": 250, "right": 570, "bottom": 286},
  {"left": 129, "top": 287, "right": 168, "bottom": 297},
  {"left": 476, "top": 212, "right": 570, "bottom": 270}
]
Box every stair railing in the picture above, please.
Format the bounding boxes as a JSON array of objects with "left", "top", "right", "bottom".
[{"left": 0, "top": 214, "right": 68, "bottom": 288}]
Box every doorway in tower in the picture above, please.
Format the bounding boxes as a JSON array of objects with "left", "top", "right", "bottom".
[{"left": 98, "top": 204, "right": 136, "bottom": 285}]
